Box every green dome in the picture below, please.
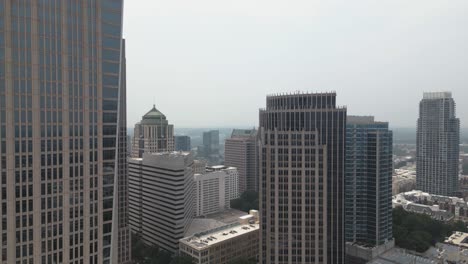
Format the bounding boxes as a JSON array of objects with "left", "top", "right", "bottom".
[{"left": 141, "top": 105, "right": 168, "bottom": 124}]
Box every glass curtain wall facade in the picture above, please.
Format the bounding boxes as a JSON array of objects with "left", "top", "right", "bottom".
[
  {"left": 345, "top": 116, "right": 393, "bottom": 246},
  {"left": 258, "top": 93, "right": 346, "bottom": 264},
  {"left": 0, "top": 1, "right": 130, "bottom": 263}
]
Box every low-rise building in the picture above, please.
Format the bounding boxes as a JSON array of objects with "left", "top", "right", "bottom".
[
  {"left": 426, "top": 232, "right": 468, "bottom": 263},
  {"left": 392, "top": 190, "right": 466, "bottom": 221},
  {"left": 180, "top": 210, "right": 259, "bottom": 264}
]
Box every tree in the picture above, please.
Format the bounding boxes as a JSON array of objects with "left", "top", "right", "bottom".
[
  {"left": 393, "top": 207, "right": 468, "bottom": 253},
  {"left": 229, "top": 258, "right": 257, "bottom": 264},
  {"left": 170, "top": 255, "right": 195, "bottom": 264},
  {"left": 231, "top": 191, "right": 259, "bottom": 212}
]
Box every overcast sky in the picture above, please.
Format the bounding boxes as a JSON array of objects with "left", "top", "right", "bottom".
[{"left": 123, "top": 0, "right": 468, "bottom": 128}]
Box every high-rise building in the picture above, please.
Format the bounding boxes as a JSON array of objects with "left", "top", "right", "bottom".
[
  {"left": 194, "top": 166, "right": 240, "bottom": 216},
  {"left": 417, "top": 92, "right": 460, "bottom": 196},
  {"left": 203, "top": 130, "right": 220, "bottom": 155},
  {"left": 198, "top": 130, "right": 220, "bottom": 164},
  {"left": 225, "top": 129, "right": 258, "bottom": 193},
  {"left": 128, "top": 152, "right": 195, "bottom": 253},
  {"left": 345, "top": 116, "right": 393, "bottom": 259},
  {"left": 175, "top": 135, "right": 191, "bottom": 152},
  {"left": 0, "top": 1, "right": 129, "bottom": 263},
  {"left": 132, "top": 105, "right": 174, "bottom": 158},
  {"left": 258, "top": 92, "right": 346, "bottom": 264}
]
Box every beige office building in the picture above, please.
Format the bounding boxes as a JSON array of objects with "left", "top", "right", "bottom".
[{"left": 131, "top": 105, "right": 174, "bottom": 158}]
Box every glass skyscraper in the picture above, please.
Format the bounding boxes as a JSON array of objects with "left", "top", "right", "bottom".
[
  {"left": 345, "top": 116, "right": 393, "bottom": 247},
  {"left": 416, "top": 92, "right": 460, "bottom": 196},
  {"left": 0, "top": 1, "right": 130, "bottom": 263}
]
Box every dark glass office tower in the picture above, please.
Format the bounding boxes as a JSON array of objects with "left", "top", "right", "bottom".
[
  {"left": 416, "top": 92, "right": 460, "bottom": 196},
  {"left": 345, "top": 116, "right": 393, "bottom": 247},
  {"left": 259, "top": 93, "right": 346, "bottom": 264},
  {"left": 0, "top": 1, "right": 130, "bottom": 263}
]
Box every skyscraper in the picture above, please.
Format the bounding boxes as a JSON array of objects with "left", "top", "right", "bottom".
[
  {"left": 345, "top": 116, "right": 393, "bottom": 249},
  {"left": 131, "top": 105, "right": 174, "bottom": 157},
  {"left": 175, "top": 135, "right": 191, "bottom": 152},
  {"left": 417, "top": 92, "right": 460, "bottom": 196},
  {"left": 0, "top": 1, "right": 130, "bottom": 263},
  {"left": 198, "top": 130, "right": 220, "bottom": 164},
  {"left": 258, "top": 92, "right": 346, "bottom": 264},
  {"left": 225, "top": 129, "right": 258, "bottom": 193}
]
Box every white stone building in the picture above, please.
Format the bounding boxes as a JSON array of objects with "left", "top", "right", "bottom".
[{"left": 128, "top": 152, "right": 194, "bottom": 252}]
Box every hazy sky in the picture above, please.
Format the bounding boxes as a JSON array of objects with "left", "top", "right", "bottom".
[{"left": 124, "top": 0, "right": 468, "bottom": 128}]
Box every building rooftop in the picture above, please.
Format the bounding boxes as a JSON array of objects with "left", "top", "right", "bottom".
[
  {"left": 445, "top": 232, "right": 468, "bottom": 248},
  {"left": 230, "top": 129, "right": 257, "bottom": 138},
  {"left": 140, "top": 105, "right": 169, "bottom": 125},
  {"left": 368, "top": 248, "right": 436, "bottom": 264},
  {"left": 423, "top": 92, "right": 452, "bottom": 100},
  {"left": 206, "top": 165, "right": 237, "bottom": 172},
  {"left": 181, "top": 222, "right": 259, "bottom": 250},
  {"left": 184, "top": 209, "right": 248, "bottom": 237}
]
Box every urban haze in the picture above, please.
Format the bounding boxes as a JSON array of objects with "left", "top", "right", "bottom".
[{"left": 124, "top": 0, "right": 468, "bottom": 128}]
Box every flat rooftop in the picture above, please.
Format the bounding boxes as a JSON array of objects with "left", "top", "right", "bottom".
[
  {"left": 181, "top": 222, "right": 259, "bottom": 250},
  {"left": 445, "top": 232, "right": 468, "bottom": 248},
  {"left": 184, "top": 209, "right": 248, "bottom": 237}
]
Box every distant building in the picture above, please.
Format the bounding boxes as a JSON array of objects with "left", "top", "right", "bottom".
[
  {"left": 417, "top": 92, "right": 460, "bottom": 196},
  {"left": 179, "top": 210, "right": 260, "bottom": 264},
  {"left": 392, "top": 190, "right": 459, "bottom": 222},
  {"left": 175, "top": 135, "right": 192, "bottom": 151},
  {"left": 345, "top": 116, "right": 393, "bottom": 249},
  {"left": 128, "top": 152, "right": 194, "bottom": 252},
  {"left": 193, "top": 160, "right": 207, "bottom": 174},
  {"left": 198, "top": 130, "right": 221, "bottom": 164},
  {"left": 259, "top": 93, "right": 346, "bottom": 264},
  {"left": 132, "top": 105, "right": 174, "bottom": 158},
  {"left": 225, "top": 129, "right": 258, "bottom": 193},
  {"left": 393, "top": 166, "right": 417, "bottom": 195}
]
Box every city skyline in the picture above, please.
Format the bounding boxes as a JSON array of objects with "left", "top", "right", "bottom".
[{"left": 124, "top": 0, "right": 468, "bottom": 128}]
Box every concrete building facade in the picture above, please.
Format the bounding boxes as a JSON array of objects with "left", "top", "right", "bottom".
[
  {"left": 194, "top": 166, "right": 240, "bottom": 216},
  {"left": 259, "top": 92, "right": 346, "bottom": 264},
  {"left": 131, "top": 105, "right": 174, "bottom": 158},
  {"left": 128, "top": 152, "right": 194, "bottom": 253},
  {"left": 416, "top": 92, "right": 460, "bottom": 196},
  {"left": 225, "top": 129, "right": 258, "bottom": 193},
  {"left": 0, "top": 1, "right": 130, "bottom": 263},
  {"left": 194, "top": 172, "right": 227, "bottom": 216}
]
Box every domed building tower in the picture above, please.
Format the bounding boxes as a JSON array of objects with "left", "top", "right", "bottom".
[{"left": 132, "top": 105, "right": 175, "bottom": 157}]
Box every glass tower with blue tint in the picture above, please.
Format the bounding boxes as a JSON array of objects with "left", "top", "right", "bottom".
[
  {"left": 0, "top": 1, "right": 130, "bottom": 263},
  {"left": 345, "top": 116, "right": 393, "bottom": 247}
]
